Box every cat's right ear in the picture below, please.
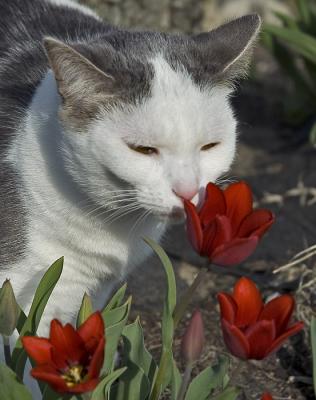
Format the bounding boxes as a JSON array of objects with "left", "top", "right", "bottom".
[{"left": 43, "top": 37, "right": 116, "bottom": 105}]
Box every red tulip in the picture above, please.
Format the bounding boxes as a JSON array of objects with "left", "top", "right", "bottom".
[
  {"left": 181, "top": 309, "right": 205, "bottom": 364},
  {"left": 218, "top": 277, "right": 304, "bottom": 360},
  {"left": 22, "top": 312, "right": 105, "bottom": 393},
  {"left": 261, "top": 394, "right": 273, "bottom": 400},
  {"left": 184, "top": 181, "right": 274, "bottom": 266}
]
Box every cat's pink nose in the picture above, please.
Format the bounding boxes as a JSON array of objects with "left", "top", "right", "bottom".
[{"left": 173, "top": 187, "right": 199, "bottom": 201}]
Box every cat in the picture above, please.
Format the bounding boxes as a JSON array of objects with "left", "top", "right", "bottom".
[{"left": 0, "top": 0, "right": 261, "bottom": 335}]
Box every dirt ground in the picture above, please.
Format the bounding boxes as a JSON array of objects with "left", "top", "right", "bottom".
[{"left": 125, "top": 49, "right": 316, "bottom": 400}]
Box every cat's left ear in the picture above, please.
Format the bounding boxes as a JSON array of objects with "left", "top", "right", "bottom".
[{"left": 193, "top": 14, "right": 261, "bottom": 81}]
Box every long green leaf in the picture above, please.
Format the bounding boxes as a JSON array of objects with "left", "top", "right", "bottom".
[
  {"left": 114, "top": 319, "right": 156, "bottom": 400},
  {"left": 144, "top": 238, "right": 176, "bottom": 347},
  {"left": 0, "top": 364, "right": 32, "bottom": 400},
  {"left": 274, "top": 10, "right": 299, "bottom": 29},
  {"left": 213, "top": 386, "right": 240, "bottom": 400},
  {"left": 171, "top": 361, "right": 182, "bottom": 400},
  {"left": 144, "top": 238, "right": 177, "bottom": 398},
  {"left": 102, "top": 297, "right": 131, "bottom": 374},
  {"left": 103, "top": 284, "right": 127, "bottom": 314},
  {"left": 91, "top": 367, "right": 127, "bottom": 400},
  {"left": 311, "top": 316, "right": 316, "bottom": 397},
  {"left": 296, "top": 0, "right": 312, "bottom": 27},
  {"left": 264, "top": 24, "right": 316, "bottom": 64},
  {"left": 76, "top": 293, "right": 93, "bottom": 328},
  {"left": 11, "top": 257, "right": 64, "bottom": 378},
  {"left": 184, "top": 356, "right": 229, "bottom": 400}
]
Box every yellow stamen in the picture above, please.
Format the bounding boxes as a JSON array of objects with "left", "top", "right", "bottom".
[{"left": 61, "top": 365, "right": 87, "bottom": 387}]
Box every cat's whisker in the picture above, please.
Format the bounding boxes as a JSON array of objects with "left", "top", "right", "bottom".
[
  {"left": 84, "top": 198, "right": 139, "bottom": 217},
  {"left": 128, "top": 209, "right": 152, "bottom": 239},
  {"left": 101, "top": 205, "right": 145, "bottom": 226}
]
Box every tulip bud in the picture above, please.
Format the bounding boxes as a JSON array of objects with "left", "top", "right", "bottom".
[
  {"left": 181, "top": 309, "right": 205, "bottom": 364},
  {"left": 0, "top": 279, "right": 20, "bottom": 337}
]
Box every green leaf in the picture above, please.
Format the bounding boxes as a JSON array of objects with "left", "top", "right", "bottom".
[
  {"left": 184, "top": 356, "right": 229, "bottom": 400},
  {"left": 212, "top": 386, "right": 240, "bottom": 400},
  {"left": 296, "top": 0, "right": 312, "bottom": 27},
  {"left": 91, "top": 367, "right": 127, "bottom": 400},
  {"left": 103, "top": 284, "right": 127, "bottom": 313},
  {"left": 11, "top": 257, "right": 64, "bottom": 378},
  {"left": 76, "top": 293, "right": 93, "bottom": 328},
  {"left": 122, "top": 319, "right": 157, "bottom": 385},
  {"left": 0, "top": 364, "right": 32, "bottom": 400},
  {"left": 114, "top": 318, "right": 157, "bottom": 400},
  {"left": 311, "top": 316, "right": 316, "bottom": 397},
  {"left": 144, "top": 238, "right": 176, "bottom": 398},
  {"left": 144, "top": 238, "right": 176, "bottom": 348},
  {"left": 170, "top": 361, "right": 182, "bottom": 400},
  {"left": 102, "top": 297, "right": 131, "bottom": 374},
  {"left": 42, "top": 385, "right": 65, "bottom": 400},
  {"left": 274, "top": 10, "right": 299, "bottom": 29},
  {"left": 264, "top": 24, "right": 316, "bottom": 65}
]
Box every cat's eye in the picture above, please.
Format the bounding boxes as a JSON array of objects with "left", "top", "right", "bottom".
[
  {"left": 201, "top": 142, "right": 220, "bottom": 151},
  {"left": 128, "top": 144, "right": 158, "bottom": 155}
]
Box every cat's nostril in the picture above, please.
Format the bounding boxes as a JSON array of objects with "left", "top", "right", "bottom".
[{"left": 173, "top": 188, "right": 199, "bottom": 201}]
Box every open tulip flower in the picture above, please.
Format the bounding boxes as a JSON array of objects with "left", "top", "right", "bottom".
[
  {"left": 184, "top": 181, "right": 274, "bottom": 266},
  {"left": 22, "top": 311, "right": 105, "bottom": 393},
  {"left": 218, "top": 277, "right": 304, "bottom": 360}
]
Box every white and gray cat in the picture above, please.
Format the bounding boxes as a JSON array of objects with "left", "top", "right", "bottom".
[{"left": 0, "top": 0, "right": 261, "bottom": 333}]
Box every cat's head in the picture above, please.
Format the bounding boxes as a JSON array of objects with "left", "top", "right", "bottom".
[{"left": 44, "top": 14, "right": 261, "bottom": 222}]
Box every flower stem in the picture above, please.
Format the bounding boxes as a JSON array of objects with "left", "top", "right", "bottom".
[
  {"left": 173, "top": 267, "right": 208, "bottom": 328},
  {"left": 2, "top": 335, "right": 12, "bottom": 367},
  {"left": 176, "top": 363, "right": 193, "bottom": 400},
  {"left": 150, "top": 349, "right": 170, "bottom": 400}
]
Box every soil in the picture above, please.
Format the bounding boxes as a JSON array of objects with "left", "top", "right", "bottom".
[{"left": 125, "top": 49, "right": 316, "bottom": 400}]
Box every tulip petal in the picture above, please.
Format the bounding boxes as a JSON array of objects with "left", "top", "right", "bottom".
[
  {"left": 217, "top": 293, "right": 237, "bottom": 324},
  {"left": 259, "top": 295, "right": 294, "bottom": 336},
  {"left": 184, "top": 200, "right": 204, "bottom": 253},
  {"left": 78, "top": 312, "right": 105, "bottom": 352},
  {"left": 224, "top": 181, "right": 253, "bottom": 235},
  {"left": 201, "top": 220, "right": 217, "bottom": 256},
  {"left": 265, "top": 321, "right": 304, "bottom": 357},
  {"left": 221, "top": 319, "right": 249, "bottom": 359},
  {"left": 31, "top": 365, "right": 69, "bottom": 393},
  {"left": 199, "top": 183, "right": 226, "bottom": 227},
  {"left": 233, "top": 277, "right": 263, "bottom": 327},
  {"left": 50, "top": 320, "right": 84, "bottom": 363},
  {"left": 88, "top": 337, "right": 105, "bottom": 379},
  {"left": 238, "top": 209, "right": 274, "bottom": 239},
  {"left": 211, "top": 236, "right": 258, "bottom": 267},
  {"left": 245, "top": 320, "right": 276, "bottom": 360},
  {"left": 210, "top": 215, "right": 232, "bottom": 250},
  {"left": 69, "top": 379, "right": 100, "bottom": 393},
  {"left": 22, "top": 337, "right": 53, "bottom": 365}
]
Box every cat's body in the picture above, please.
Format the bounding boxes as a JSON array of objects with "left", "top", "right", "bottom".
[{"left": 0, "top": 0, "right": 260, "bottom": 335}]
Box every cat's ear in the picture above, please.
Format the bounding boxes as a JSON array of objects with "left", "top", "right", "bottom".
[
  {"left": 43, "top": 37, "right": 115, "bottom": 104},
  {"left": 193, "top": 14, "right": 261, "bottom": 81}
]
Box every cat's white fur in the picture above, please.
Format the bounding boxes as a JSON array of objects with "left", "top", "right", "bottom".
[
  {"left": 48, "top": 0, "right": 101, "bottom": 19},
  {"left": 3, "top": 56, "right": 236, "bottom": 337}
]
